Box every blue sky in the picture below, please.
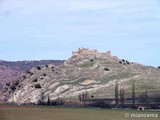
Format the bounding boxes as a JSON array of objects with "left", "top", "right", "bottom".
[{"left": 0, "top": 0, "right": 160, "bottom": 67}]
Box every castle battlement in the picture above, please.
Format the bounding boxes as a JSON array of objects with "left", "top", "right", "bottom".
[{"left": 72, "top": 48, "right": 112, "bottom": 57}]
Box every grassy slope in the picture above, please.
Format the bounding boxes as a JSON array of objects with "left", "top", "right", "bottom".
[{"left": 0, "top": 105, "right": 160, "bottom": 120}]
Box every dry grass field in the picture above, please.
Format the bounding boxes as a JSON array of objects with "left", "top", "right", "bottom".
[{"left": 0, "top": 104, "right": 160, "bottom": 120}]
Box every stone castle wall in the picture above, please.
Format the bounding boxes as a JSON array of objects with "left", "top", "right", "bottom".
[{"left": 72, "top": 48, "right": 112, "bottom": 57}]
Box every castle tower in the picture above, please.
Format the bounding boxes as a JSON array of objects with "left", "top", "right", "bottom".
[
  {"left": 107, "top": 51, "right": 111, "bottom": 56},
  {"left": 72, "top": 52, "right": 78, "bottom": 57}
]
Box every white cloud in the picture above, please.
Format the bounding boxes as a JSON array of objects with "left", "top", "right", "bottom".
[{"left": 68, "top": 1, "right": 121, "bottom": 11}]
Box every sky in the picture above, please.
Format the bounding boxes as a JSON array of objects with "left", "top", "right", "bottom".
[{"left": 0, "top": 0, "right": 160, "bottom": 67}]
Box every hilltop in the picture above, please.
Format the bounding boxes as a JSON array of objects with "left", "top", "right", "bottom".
[{"left": 1, "top": 48, "right": 160, "bottom": 105}]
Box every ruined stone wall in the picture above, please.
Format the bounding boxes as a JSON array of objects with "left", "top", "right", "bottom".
[
  {"left": 72, "top": 48, "right": 112, "bottom": 58},
  {"left": 72, "top": 52, "right": 78, "bottom": 56}
]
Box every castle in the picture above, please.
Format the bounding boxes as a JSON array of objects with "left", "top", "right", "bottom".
[{"left": 72, "top": 48, "right": 112, "bottom": 58}]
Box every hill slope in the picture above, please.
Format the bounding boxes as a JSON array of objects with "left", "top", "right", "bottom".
[
  {"left": 2, "top": 48, "right": 160, "bottom": 105},
  {"left": 0, "top": 66, "right": 23, "bottom": 87},
  {"left": 0, "top": 60, "right": 64, "bottom": 85},
  {"left": 0, "top": 60, "right": 64, "bottom": 71}
]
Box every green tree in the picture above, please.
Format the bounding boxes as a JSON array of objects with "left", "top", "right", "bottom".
[
  {"left": 79, "top": 91, "right": 89, "bottom": 103},
  {"left": 115, "top": 82, "right": 119, "bottom": 107},
  {"left": 119, "top": 86, "right": 125, "bottom": 107},
  {"left": 47, "top": 95, "right": 50, "bottom": 106},
  {"left": 132, "top": 82, "right": 135, "bottom": 108},
  {"left": 139, "top": 90, "right": 148, "bottom": 107}
]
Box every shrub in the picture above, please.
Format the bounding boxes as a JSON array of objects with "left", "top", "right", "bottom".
[
  {"left": 14, "top": 80, "right": 19, "bottom": 86},
  {"left": 33, "top": 78, "right": 38, "bottom": 82},
  {"left": 35, "top": 83, "right": 41, "bottom": 89},
  {"left": 104, "top": 67, "right": 109, "bottom": 71},
  {"left": 43, "top": 73, "right": 47, "bottom": 76},
  {"left": 18, "top": 84, "right": 23, "bottom": 88},
  {"left": 6, "top": 82, "right": 10, "bottom": 86},
  {"left": 119, "top": 61, "right": 122, "bottom": 64},
  {"left": 51, "top": 66, "right": 54, "bottom": 69},
  {"left": 91, "top": 95, "right": 94, "bottom": 98},
  {"left": 23, "top": 75, "right": 26, "bottom": 79},
  {"left": 37, "top": 66, "right": 41, "bottom": 70},
  {"left": 45, "top": 65, "right": 48, "bottom": 68},
  {"left": 126, "top": 60, "right": 130, "bottom": 65},
  {"left": 10, "top": 85, "right": 16, "bottom": 90},
  {"left": 122, "top": 59, "right": 125, "bottom": 62},
  {"left": 26, "top": 70, "right": 33, "bottom": 75},
  {"left": 90, "top": 59, "right": 94, "bottom": 62},
  {"left": 26, "top": 70, "right": 30, "bottom": 74}
]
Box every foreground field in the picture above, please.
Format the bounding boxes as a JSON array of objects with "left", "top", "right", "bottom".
[{"left": 0, "top": 105, "right": 160, "bottom": 120}]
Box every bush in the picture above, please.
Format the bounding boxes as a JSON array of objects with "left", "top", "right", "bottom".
[
  {"left": 14, "top": 80, "right": 19, "bottom": 86},
  {"left": 51, "top": 66, "right": 55, "bottom": 69},
  {"left": 6, "top": 82, "right": 10, "bottom": 86},
  {"left": 18, "top": 84, "right": 23, "bottom": 88},
  {"left": 33, "top": 78, "right": 38, "bottom": 82},
  {"left": 26, "top": 70, "right": 30, "bottom": 74},
  {"left": 37, "top": 66, "right": 41, "bottom": 70},
  {"left": 104, "top": 67, "right": 109, "bottom": 71},
  {"left": 10, "top": 85, "right": 16, "bottom": 90},
  {"left": 26, "top": 70, "right": 33, "bottom": 75},
  {"left": 122, "top": 59, "right": 125, "bottom": 62},
  {"left": 126, "top": 60, "right": 130, "bottom": 65},
  {"left": 119, "top": 61, "right": 122, "bottom": 64},
  {"left": 23, "top": 75, "right": 26, "bottom": 79},
  {"left": 90, "top": 59, "right": 94, "bottom": 62},
  {"left": 45, "top": 65, "right": 48, "bottom": 68},
  {"left": 91, "top": 95, "right": 94, "bottom": 98},
  {"left": 43, "top": 73, "right": 47, "bottom": 76},
  {"left": 35, "top": 83, "right": 41, "bottom": 89}
]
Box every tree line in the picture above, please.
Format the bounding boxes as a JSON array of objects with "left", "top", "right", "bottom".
[
  {"left": 0, "top": 60, "right": 64, "bottom": 71},
  {"left": 35, "top": 82, "right": 160, "bottom": 109},
  {"left": 114, "top": 82, "right": 160, "bottom": 109}
]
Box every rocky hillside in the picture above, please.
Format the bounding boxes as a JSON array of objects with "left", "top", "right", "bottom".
[
  {"left": 2, "top": 48, "right": 160, "bottom": 105},
  {"left": 0, "top": 66, "right": 23, "bottom": 87},
  {"left": 0, "top": 60, "right": 64, "bottom": 86}
]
